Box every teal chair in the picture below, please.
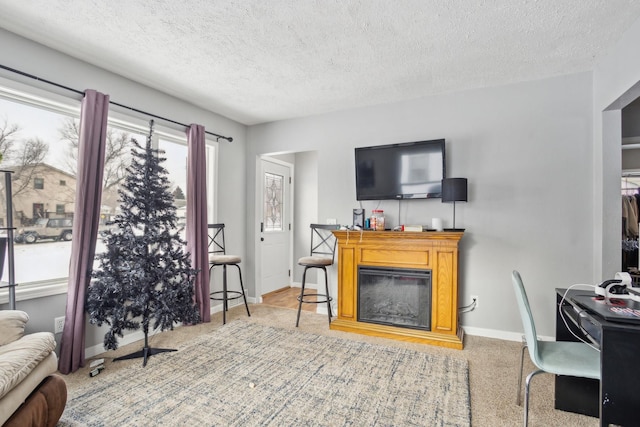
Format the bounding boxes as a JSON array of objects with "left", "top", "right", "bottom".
[{"left": 512, "top": 271, "right": 600, "bottom": 426}]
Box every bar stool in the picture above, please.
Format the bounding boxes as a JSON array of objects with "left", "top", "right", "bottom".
[
  {"left": 296, "top": 224, "right": 338, "bottom": 327},
  {"left": 208, "top": 224, "right": 251, "bottom": 324}
]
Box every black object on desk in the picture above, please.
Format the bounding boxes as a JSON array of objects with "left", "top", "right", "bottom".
[{"left": 556, "top": 289, "right": 640, "bottom": 427}]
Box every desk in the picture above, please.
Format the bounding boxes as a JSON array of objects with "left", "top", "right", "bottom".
[{"left": 556, "top": 289, "right": 640, "bottom": 427}]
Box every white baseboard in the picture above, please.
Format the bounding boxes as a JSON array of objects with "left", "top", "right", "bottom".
[
  {"left": 209, "top": 296, "right": 258, "bottom": 313},
  {"left": 86, "top": 328, "right": 154, "bottom": 359},
  {"left": 289, "top": 285, "right": 543, "bottom": 343},
  {"left": 86, "top": 296, "right": 259, "bottom": 359},
  {"left": 461, "top": 325, "right": 554, "bottom": 342},
  {"left": 85, "top": 298, "right": 544, "bottom": 359}
]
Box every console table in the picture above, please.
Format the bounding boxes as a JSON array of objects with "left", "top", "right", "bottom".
[{"left": 330, "top": 230, "right": 464, "bottom": 349}]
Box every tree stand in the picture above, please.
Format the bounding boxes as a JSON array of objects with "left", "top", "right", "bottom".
[
  {"left": 113, "top": 303, "right": 178, "bottom": 367},
  {"left": 114, "top": 329, "right": 176, "bottom": 367}
]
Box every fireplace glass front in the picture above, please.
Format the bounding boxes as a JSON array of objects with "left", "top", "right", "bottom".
[{"left": 358, "top": 266, "right": 431, "bottom": 331}]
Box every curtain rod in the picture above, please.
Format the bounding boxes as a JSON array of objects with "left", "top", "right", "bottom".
[{"left": 0, "top": 63, "right": 233, "bottom": 142}]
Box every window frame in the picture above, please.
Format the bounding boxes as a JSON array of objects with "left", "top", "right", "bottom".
[{"left": 0, "top": 78, "right": 219, "bottom": 304}]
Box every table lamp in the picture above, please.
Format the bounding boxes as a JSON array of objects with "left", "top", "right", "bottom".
[{"left": 442, "top": 178, "right": 467, "bottom": 231}]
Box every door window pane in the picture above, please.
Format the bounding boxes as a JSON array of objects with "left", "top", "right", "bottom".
[{"left": 263, "top": 172, "right": 283, "bottom": 231}]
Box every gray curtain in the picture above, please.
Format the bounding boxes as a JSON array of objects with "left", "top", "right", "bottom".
[
  {"left": 186, "top": 124, "right": 210, "bottom": 322},
  {"left": 59, "top": 90, "right": 109, "bottom": 374}
]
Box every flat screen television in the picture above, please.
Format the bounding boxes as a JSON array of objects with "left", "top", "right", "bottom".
[{"left": 355, "top": 139, "right": 445, "bottom": 200}]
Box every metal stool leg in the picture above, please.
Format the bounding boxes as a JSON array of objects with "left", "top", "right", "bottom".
[
  {"left": 322, "top": 266, "right": 332, "bottom": 324},
  {"left": 208, "top": 264, "right": 217, "bottom": 321},
  {"left": 296, "top": 267, "right": 308, "bottom": 327},
  {"left": 209, "top": 263, "right": 251, "bottom": 325},
  {"left": 210, "top": 262, "right": 251, "bottom": 325},
  {"left": 233, "top": 264, "right": 251, "bottom": 317},
  {"left": 222, "top": 264, "right": 228, "bottom": 325}
]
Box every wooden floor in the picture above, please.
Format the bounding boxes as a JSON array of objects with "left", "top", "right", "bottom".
[{"left": 261, "top": 286, "right": 317, "bottom": 312}]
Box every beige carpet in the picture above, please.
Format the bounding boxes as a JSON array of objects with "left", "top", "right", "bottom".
[{"left": 59, "top": 304, "right": 600, "bottom": 426}]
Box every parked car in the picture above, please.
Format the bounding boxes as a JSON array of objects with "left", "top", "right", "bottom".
[{"left": 14, "top": 218, "right": 73, "bottom": 243}]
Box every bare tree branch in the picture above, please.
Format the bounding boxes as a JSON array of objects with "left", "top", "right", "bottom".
[
  {"left": 0, "top": 115, "right": 21, "bottom": 162},
  {"left": 0, "top": 119, "right": 48, "bottom": 196},
  {"left": 59, "top": 118, "right": 130, "bottom": 190},
  {"left": 103, "top": 131, "right": 131, "bottom": 190},
  {"left": 59, "top": 117, "right": 80, "bottom": 172},
  {"left": 11, "top": 137, "right": 49, "bottom": 197}
]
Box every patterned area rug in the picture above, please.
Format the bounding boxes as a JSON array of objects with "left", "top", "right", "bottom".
[{"left": 59, "top": 321, "right": 471, "bottom": 426}]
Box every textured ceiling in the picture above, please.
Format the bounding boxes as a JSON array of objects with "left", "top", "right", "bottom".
[{"left": 0, "top": 1, "right": 639, "bottom": 125}]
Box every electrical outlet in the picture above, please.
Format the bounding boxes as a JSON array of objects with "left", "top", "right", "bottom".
[
  {"left": 326, "top": 218, "right": 337, "bottom": 225},
  {"left": 471, "top": 295, "right": 479, "bottom": 309},
  {"left": 54, "top": 316, "right": 65, "bottom": 334}
]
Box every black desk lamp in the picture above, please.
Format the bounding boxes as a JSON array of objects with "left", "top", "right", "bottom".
[{"left": 442, "top": 178, "right": 467, "bottom": 231}]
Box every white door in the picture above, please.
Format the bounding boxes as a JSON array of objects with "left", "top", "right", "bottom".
[{"left": 259, "top": 159, "right": 292, "bottom": 296}]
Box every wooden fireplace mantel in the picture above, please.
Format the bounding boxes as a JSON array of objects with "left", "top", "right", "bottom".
[{"left": 330, "top": 230, "right": 464, "bottom": 349}]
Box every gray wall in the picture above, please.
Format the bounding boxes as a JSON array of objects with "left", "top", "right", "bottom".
[
  {"left": 0, "top": 294, "right": 67, "bottom": 353},
  {"left": 622, "top": 149, "right": 640, "bottom": 171},
  {"left": 621, "top": 98, "right": 640, "bottom": 170},
  {"left": 0, "top": 28, "right": 248, "bottom": 352},
  {"left": 622, "top": 99, "right": 640, "bottom": 138},
  {"left": 248, "top": 72, "right": 595, "bottom": 338},
  {"left": 245, "top": 13, "right": 640, "bottom": 339}
]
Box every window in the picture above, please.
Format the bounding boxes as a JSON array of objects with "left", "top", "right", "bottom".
[
  {"left": 0, "top": 90, "right": 79, "bottom": 289},
  {"left": 0, "top": 84, "right": 218, "bottom": 304},
  {"left": 32, "top": 203, "right": 45, "bottom": 218}
]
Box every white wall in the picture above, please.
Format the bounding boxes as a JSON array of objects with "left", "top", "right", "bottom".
[
  {"left": 293, "top": 151, "right": 319, "bottom": 283},
  {"left": 248, "top": 72, "right": 594, "bottom": 338},
  {"left": 0, "top": 28, "right": 248, "bottom": 350},
  {"left": 593, "top": 16, "right": 640, "bottom": 281}
]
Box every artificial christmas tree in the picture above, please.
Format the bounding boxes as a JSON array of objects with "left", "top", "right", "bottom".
[{"left": 86, "top": 120, "right": 200, "bottom": 366}]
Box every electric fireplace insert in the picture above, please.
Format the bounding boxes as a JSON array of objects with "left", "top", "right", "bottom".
[{"left": 357, "top": 266, "right": 431, "bottom": 331}]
